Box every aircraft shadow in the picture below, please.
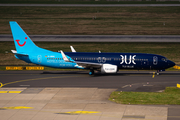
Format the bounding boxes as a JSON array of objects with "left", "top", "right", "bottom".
[{"left": 41, "top": 71, "right": 88, "bottom": 75}]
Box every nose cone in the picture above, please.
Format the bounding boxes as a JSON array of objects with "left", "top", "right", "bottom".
[{"left": 168, "top": 60, "right": 175, "bottom": 68}]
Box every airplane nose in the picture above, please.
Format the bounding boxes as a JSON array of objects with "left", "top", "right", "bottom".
[{"left": 168, "top": 60, "right": 175, "bottom": 67}]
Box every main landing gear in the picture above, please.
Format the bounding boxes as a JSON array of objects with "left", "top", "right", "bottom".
[{"left": 89, "top": 69, "right": 94, "bottom": 75}]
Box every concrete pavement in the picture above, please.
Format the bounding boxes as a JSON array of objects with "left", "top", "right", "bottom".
[{"left": 0, "top": 87, "right": 168, "bottom": 120}]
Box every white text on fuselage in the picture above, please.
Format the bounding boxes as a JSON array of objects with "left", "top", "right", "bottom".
[{"left": 120, "top": 55, "right": 136, "bottom": 64}]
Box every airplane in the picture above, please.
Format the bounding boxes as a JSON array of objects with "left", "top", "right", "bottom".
[{"left": 9, "top": 21, "right": 175, "bottom": 75}]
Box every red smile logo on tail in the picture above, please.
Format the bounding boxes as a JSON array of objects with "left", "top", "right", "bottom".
[{"left": 16, "top": 37, "right": 27, "bottom": 47}]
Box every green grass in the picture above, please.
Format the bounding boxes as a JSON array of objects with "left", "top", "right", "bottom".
[
  {"left": 109, "top": 87, "right": 180, "bottom": 105},
  {"left": 0, "top": 66, "right": 81, "bottom": 71},
  {"left": 0, "top": 0, "right": 179, "bottom": 4},
  {"left": 0, "top": 6, "right": 180, "bottom": 35},
  {"left": 0, "top": 66, "right": 6, "bottom": 71},
  {"left": 0, "top": 42, "right": 180, "bottom": 66}
]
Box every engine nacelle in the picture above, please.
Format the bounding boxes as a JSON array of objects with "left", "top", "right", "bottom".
[{"left": 101, "top": 64, "right": 118, "bottom": 74}]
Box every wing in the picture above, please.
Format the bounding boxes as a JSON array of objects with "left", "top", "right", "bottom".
[
  {"left": 61, "top": 50, "right": 102, "bottom": 69},
  {"left": 75, "top": 61, "right": 102, "bottom": 69}
]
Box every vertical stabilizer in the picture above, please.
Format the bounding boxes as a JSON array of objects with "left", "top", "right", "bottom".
[{"left": 9, "top": 21, "right": 38, "bottom": 53}]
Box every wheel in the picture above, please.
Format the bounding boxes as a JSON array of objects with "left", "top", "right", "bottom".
[
  {"left": 89, "top": 70, "right": 94, "bottom": 75},
  {"left": 157, "top": 70, "right": 159, "bottom": 75}
]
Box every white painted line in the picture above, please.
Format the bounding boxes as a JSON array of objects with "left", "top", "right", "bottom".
[
  {"left": 143, "top": 85, "right": 153, "bottom": 86},
  {"left": 122, "top": 85, "right": 130, "bottom": 88},
  {"left": 19, "top": 85, "right": 30, "bottom": 87}
]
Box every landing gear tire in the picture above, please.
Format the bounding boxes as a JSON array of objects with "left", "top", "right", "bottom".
[
  {"left": 89, "top": 70, "right": 94, "bottom": 76},
  {"left": 157, "top": 70, "right": 159, "bottom": 75}
]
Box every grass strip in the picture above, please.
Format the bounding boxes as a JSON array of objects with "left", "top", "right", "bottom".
[
  {"left": 109, "top": 87, "right": 180, "bottom": 105},
  {"left": 0, "top": 66, "right": 178, "bottom": 71},
  {"left": 1, "top": 42, "right": 180, "bottom": 65},
  {"left": 0, "top": 6, "right": 180, "bottom": 35},
  {"left": 0, "top": 66, "right": 86, "bottom": 71},
  {"left": 0, "top": 0, "right": 180, "bottom": 4}
]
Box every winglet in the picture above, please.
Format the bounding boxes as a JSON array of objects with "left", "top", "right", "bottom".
[
  {"left": 60, "top": 50, "right": 70, "bottom": 62},
  {"left": 70, "top": 46, "right": 76, "bottom": 52}
]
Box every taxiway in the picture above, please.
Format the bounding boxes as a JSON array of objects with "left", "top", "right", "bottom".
[
  {"left": 0, "top": 70, "right": 180, "bottom": 120},
  {"left": 1, "top": 35, "right": 180, "bottom": 42}
]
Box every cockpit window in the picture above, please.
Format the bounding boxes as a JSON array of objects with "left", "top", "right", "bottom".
[{"left": 162, "top": 58, "right": 167, "bottom": 61}]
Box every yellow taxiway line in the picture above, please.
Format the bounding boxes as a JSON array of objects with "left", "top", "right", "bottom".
[{"left": 0, "top": 75, "right": 84, "bottom": 88}]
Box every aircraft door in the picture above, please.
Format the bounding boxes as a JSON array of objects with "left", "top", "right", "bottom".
[
  {"left": 153, "top": 56, "right": 158, "bottom": 65},
  {"left": 37, "top": 55, "right": 42, "bottom": 63}
]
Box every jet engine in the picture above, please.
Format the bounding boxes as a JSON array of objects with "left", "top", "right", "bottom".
[{"left": 101, "top": 64, "right": 118, "bottom": 74}]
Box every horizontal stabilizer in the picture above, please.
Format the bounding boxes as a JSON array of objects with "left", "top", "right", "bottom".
[{"left": 11, "top": 50, "right": 28, "bottom": 56}]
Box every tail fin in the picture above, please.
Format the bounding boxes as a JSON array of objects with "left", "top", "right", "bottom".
[{"left": 9, "top": 21, "right": 38, "bottom": 53}]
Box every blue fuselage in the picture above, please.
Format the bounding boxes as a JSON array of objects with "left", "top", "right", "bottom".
[{"left": 16, "top": 51, "right": 175, "bottom": 71}]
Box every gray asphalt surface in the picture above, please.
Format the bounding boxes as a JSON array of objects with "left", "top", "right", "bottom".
[
  {"left": 0, "top": 70, "right": 180, "bottom": 120},
  {"left": 1, "top": 35, "right": 180, "bottom": 42},
  {"left": 0, "top": 4, "right": 180, "bottom": 7},
  {"left": 0, "top": 70, "right": 179, "bottom": 88}
]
